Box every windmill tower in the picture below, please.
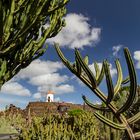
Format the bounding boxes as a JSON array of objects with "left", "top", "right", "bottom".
[
  {"left": 46, "top": 84, "right": 54, "bottom": 102},
  {"left": 46, "top": 85, "right": 54, "bottom": 102}
]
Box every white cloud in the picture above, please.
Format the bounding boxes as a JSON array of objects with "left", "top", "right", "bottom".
[
  {"left": 54, "top": 84, "right": 74, "bottom": 94},
  {"left": 33, "top": 92, "right": 42, "bottom": 99},
  {"left": 1, "top": 81, "right": 31, "bottom": 97},
  {"left": 15, "top": 59, "right": 75, "bottom": 96},
  {"left": 112, "top": 45, "right": 123, "bottom": 57},
  {"left": 16, "top": 60, "right": 64, "bottom": 79},
  {"left": 47, "top": 13, "right": 101, "bottom": 49},
  {"left": 38, "top": 84, "right": 74, "bottom": 95},
  {"left": 89, "top": 62, "right": 117, "bottom": 77},
  {"left": 29, "top": 73, "right": 68, "bottom": 86},
  {"left": 134, "top": 51, "right": 140, "bottom": 69}
]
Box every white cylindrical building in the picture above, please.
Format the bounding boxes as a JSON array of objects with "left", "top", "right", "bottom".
[{"left": 46, "top": 90, "right": 54, "bottom": 102}]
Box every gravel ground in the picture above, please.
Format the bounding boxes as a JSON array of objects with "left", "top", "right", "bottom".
[{"left": 0, "top": 134, "right": 18, "bottom": 140}]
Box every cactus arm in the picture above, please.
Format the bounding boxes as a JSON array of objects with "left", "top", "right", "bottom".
[
  {"left": 94, "top": 112, "right": 126, "bottom": 130},
  {"left": 127, "top": 112, "right": 140, "bottom": 124},
  {"left": 117, "top": 48, "right": 137, "bottom": 114},
  {"left": 104, "top": 60, "right": 114, "bottom": 104},
  {"left": 82, "top": 95, "right": 110, "bottom": 111},
  {"left": 75, "top": 49, "right": 97, "bottom": 88},
  {"left": 76, "top": 59, "right": 82, "bottom": 76},
  {"left": 55, "top": 44, "right": 76, "bottom": 74},
  {"left": 114, "top": 59, "right": 123, "bottom": 95},
  {"left": 94, "top": 62, "right": 100, "bottom": 80},
  {"left": 3, "top": 0, "right": 15, "bottom": 43},
  {"left": 0, "top": 60, "right": 7, "bottom": 78},
  {"left": 122, "top": 76, "right": 130, "bottom": 85},
  {"left": 83, "top": 55, "right": 89, "bottom": 65},
  {"left": 54, "top": 43, "right": 68, "bottom": 64},
  {"left": 0, "top": 0, "right": 3, "bottom": 46},
  {"left": 96, "top": 64, "right": 105, "bottom": 86},
  {"left": 134, "top": 132, "right": 140, "bottom": 139}
]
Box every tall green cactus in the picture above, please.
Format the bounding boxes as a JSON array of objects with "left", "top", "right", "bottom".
[
  {"left": 0, "top": 0, "right": 69, "bottom": 88},
  {"left": 55, "top": 44, "right": 140, "bottom": 140}
]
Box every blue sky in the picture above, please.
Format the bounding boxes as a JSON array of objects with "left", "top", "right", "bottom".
[{"left": 0, "top": 0, "right": 140, "bottom": 110}]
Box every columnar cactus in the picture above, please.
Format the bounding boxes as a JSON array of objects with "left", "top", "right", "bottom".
[
  {"left": 55, "top": 44, "right": 140, "bottom": 140},
  {"left": 0, "top": 0, "right": 69, "bottom": 88}
]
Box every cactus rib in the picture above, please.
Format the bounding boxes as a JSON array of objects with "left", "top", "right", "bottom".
[
  {"left": 94, "top": 62, "right": 100, "bottom": 79},
  {"left": 114, "top": 59, "right": 123, "bottom": 95},
  {"left": 96, "top": 64, "right": 105, "bottom": 86}
]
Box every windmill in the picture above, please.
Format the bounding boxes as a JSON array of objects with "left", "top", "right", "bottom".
[{"left": 40, "top": 84, "right": 54, "bottom": 102}]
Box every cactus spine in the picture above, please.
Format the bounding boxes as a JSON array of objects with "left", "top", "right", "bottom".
[
  {"left": 55, "top": 44, "right": 140, "bottom": 140},
  {"left": 0, "top": 0, "right": 69, "bottom": 88}
]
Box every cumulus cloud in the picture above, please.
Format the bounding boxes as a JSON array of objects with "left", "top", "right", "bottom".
[
  {"left": 1, "top": 81, "right": 31, "bottom": 96},
  {"left": 38, "top": 84, "right": 74, "bottom": 95},
  {"left": 16, "top": 59, "right": 75, "bottom": 97},
  {"left": 16, "top": 60, "right": 64, "bottom": 79},
  {"left": 134, "top": 51, "right": 140, "bottom": 69},
  {"left": 29, "top": 73, "right": 68, "bottom": 86},
  {"left": 112, "top": 45, "right": 123, "bottom": 57},
  {"left": 47, "top": 13, "right": 101, "bottom": 49},
  {"left": 54, "top": 84, "right": 74, "bottom": 94}
]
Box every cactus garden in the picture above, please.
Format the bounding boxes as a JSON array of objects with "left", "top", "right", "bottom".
[{"left": 0, "top": 0, "right": 140, "bottom": 140}]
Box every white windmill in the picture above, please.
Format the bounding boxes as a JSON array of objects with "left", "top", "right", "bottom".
[
  {"left": 40, "top": 84, "right": 56, "bottom": 102},
  {"left": 46, "top": 90, "right": 54, "bottom": 102}
]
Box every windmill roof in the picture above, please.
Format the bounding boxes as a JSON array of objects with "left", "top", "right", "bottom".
[{"left": 47, "top": 90, "right": 54, "bottom": 94}]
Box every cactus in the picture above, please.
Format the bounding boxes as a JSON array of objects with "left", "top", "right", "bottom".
[
  {"left": 55, "top": 44, "right": 140, "bottom": 140},
  {"left": 17, "top": 112, "right": 99, "bottom": 140},
  {"left": 0, "top": 0, "right": 69, "bottom": 88}
]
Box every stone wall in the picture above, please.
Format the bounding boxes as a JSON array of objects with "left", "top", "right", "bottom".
[{"left": 2, "top": 102, "right": 92, "bottom": 118}]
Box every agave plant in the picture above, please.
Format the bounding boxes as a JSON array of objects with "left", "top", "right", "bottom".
[{"left": 55, "top": 44, "right": 140, "bottom": 140}]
